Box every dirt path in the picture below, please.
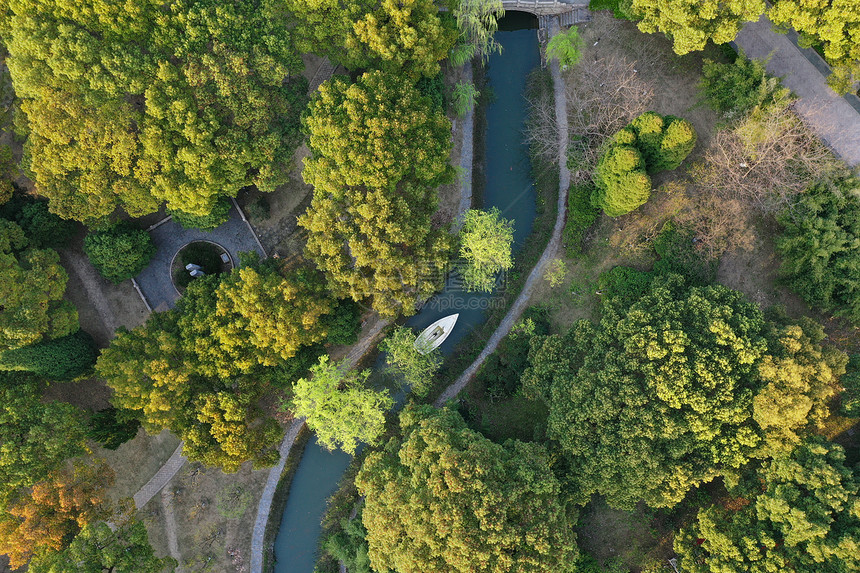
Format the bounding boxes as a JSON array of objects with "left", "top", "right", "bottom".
[
  {"left": 60, "top": 249, "right": 120, "bottom": 341},
  {"left": 436, "top": 25, "right": 570, "bottom": 407},
  {"left": 161, "top": 489, "right": 181, "bottom": 562}
]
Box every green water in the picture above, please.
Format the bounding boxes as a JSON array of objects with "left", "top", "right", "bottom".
[{"left": 272, "top": 14, "right": 540, "bottom": 572}]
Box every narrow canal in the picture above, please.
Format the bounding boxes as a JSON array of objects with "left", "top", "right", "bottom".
[{"left": 272, "top": 13, "right": 541, "bottom": 572}]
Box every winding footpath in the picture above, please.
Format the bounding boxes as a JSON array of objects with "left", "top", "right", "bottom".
[{"left": 437, "top": 25, "right": 570, "bottom": 407}]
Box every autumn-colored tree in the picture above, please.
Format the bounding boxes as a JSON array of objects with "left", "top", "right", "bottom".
[
  {"left": 281, "top": 0, "right": 375, "bottom": 63},
  {"left": 523, "top": 274, "right": 843, "bottom": 509},
  {"left": 346, "top": 0, "right": 456, "bottom": 79},
  {"left": 458, "top": 208, "right": 514, "bottom": 292},
  {"left": 289, "top": 356, "right": 393, "bottom": 454},
  {"left": 631, "top": 0, "right": 766, "bottom": 55},
  {"left": 770, "top": 0, "right": 860, "bottom": 94},
  {"left": 299, "top": 71, "right": 455, "bottom": 317},
  {"left": 0, "top": 459, "right": 114, "bottom": 568},
  {"left": 0, "top": 220, "right": 78, "bottom": 351},
  {"left": 356, "top": 405, "right": 579, "bottom": 573},
  {"left": 1, "top": 0, "right": 306, "bottom": 221},
  {"left": 29, "top": 519, "right": 175, "bottom": 573},
  {"left": 675, "top": 438, "right": 860, "bottom": 573},
  {"left": 0, "top": 372, "right": 88, "bottom": 498}
]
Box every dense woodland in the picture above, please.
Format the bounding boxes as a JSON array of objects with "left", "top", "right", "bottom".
[{"left": 0, "top": 0, "right": 858, "bottom": 572}]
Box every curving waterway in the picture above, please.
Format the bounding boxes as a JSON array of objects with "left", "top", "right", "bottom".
[{"left": 272, "top": 13, "right": 541, "bottom": 572}]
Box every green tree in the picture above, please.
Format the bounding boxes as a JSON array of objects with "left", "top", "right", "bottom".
[
  {"left": 452, "top": 0, "right": 505, "bottom": 63},
  {"left": 700, "top": 51, "right": 791, "bottom": 120},
  {"left": 770, "top": 0, "right": 860, "bottom": 94},
  {"left": 280, "top": 0, "right": 375, "bottom": 63},
  {"left": 379, "top": 325, "right": 442, "bottom": 397},
  {"left": 86, "top": 408, "right": 141, "bottom": 451},
  {"left": 1, "top": 330, "right": 98, "bottom": 380},
  {"left": 522, "top": 274, "right": 840, "bottom": 509},
  {"left": 0, "top": 220, "right": 78, "bottom": 351},
  {"left": 631, "top": 0, "right": 766, "bottom": 55},
  {"left": 299, "top": 71, "right": 455, "bottom": 318},
  {"left": 675, "top": 439, "right": 860, "bottom": 573},
  {"left": 322, "top": 508, "right": 372, "bottom": 573},
  {"left": 289, "top": 356, "right": 393, "bottom": 454},
  {"left": 458, "top": 207, "right": 514, "bottom": 292},
  {"left": 840, "top": 355, "right": 860, "bottom": 417},
  {"left": 452, "top": 80, "right": 480, "bottom": 116},
  {"left": 355, "top": 405, "right": 579, "bottom": 573},
  {"left": 591, "top": 143, "right": 652, "bottom": 216},
  {"left": 29, "top": 519, "right": 174, "bottom": 573},
  {"left": 168, "top": 198, "right": 230, "bottom": 231},
  {"left": 776, "top": 178, "right": 860, "bottom": 325},
  {"left": 346, "top": 0, "right": 456, "bottom": 79},
  {"left": 83, "top": 222, "right": 156, "bottom": 283},
  {"left": 546, "top": 26, "right": 584, "bottom": 69},
  {"left": 11, "top": 199, "right": 78, "bottom": 249},
  {"left": 1, "top": 0, "right": 306, "bottom": 221},
  {"left": 0, "top": 372, "right": 88, "bottom": 499}
]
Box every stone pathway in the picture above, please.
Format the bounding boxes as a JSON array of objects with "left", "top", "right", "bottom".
[
  {"left": 436, "top": 23, "right": 571, "bottom": 407},
  {"left": 734, "top": 15, "right": 860, "bottom": 167},
  {"left": 133, "top": 443, "right": 187, "bottom": 509}
]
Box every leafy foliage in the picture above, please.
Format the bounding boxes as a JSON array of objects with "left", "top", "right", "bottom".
[
  {"left": 523, "top": 274, "right": 844, "bottom": 509},
  {"left": 86, "top": 408, "right": 141, "bottom": 451},
  {"left": 0, "top": 220, "right": 78, "bottom": 350},
  {"left": 0, "top": 459, "right": 114, "bottom": 568},
  {"left": 453, "top": 0, "right": 505, "bottom": 63},
  {"left": 700, "top": 51, "right": 790, "bottom": 121},
  {"left": 28, "top": 519, "right": 174, "bottom": 573},
  {"left": 0, "top": 0, "right": 307, "bottom": 221},
  {"left": 592, "top": 112, "right": 696, "bottom": 216},
  {"left": 379, "top": 325, "right": 442, "bottom": 397},
  {"left": 546, "top": 26, "right": 584, "bottom": 69},
  {"left": 595, "top": 265, "right": 652, "bottom": 309},
  {"left": 631, "top": 0, "right": 766, "bottom": 55},
  {"left": 322, "top": 509, "right": 372, "bottom": 573},
  {"left": 675, "top": 438, "right": 860, "bottom": 573},
  {"left": 168, "top": 199, "right": 230, "bottom": 231},
  {"left": 299, "top": 71, "right": 454, "bottom": 318},
  {"left": 776, "top": 178, "right": 860, "bottom": 325},
  {"left": 652, "top": 221, "right": 716, "bottom": 285},
  {"left": 0, "top": 372, "right": 88, "bottom": 498},
  {"left": 321, "top": 299, "right": 362, "bottom": 347},
  {"left": 289, "top": 356, "right": 393, "bottom": 454},
  {"left": 452, "top": 80, "right": 480, "bottom": 117},
  {"left": 0, "top": 196, "right": 78, "bottom": 249},
  {"left": 770, "top": 0, "right": 860, "bottom": 94},
  {"left": 83, "top": 222, "right": 156, "bottom": 283},
  {"left": 416, "top": 71, "right": 446, "bottom": 112},
  {"left": 476, "top": 307, "right": 549, "bottom": 399},
  {"left": 458, "top": 207, "right": 514, "bottom": 292},
  {"left": 0, "top": 329, "right": 97, "bottom": 380},
  {"left": 355, "top": 405, "right": 579, "bottom": 573},
  {"left": 563, "top": 183, "right": 600, "bottom": 258},
  {"left": 840, "top": 355, "right": 860, "bottom": 417},
  {"left": 588, "top": 0, "right": 636, "bottom": 20}
]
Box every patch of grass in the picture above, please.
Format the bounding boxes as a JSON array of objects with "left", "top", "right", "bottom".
[{"left": 216, "top": 484, "right": 252, "bottom": 519}]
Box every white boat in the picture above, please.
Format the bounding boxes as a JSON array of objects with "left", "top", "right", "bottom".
[{"left": 413, "top": 314, "right": 459, "bottom": 354}]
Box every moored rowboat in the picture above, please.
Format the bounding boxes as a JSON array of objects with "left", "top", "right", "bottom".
[{"left": 413, "top": 314, "right": 459, "bottom": 354}]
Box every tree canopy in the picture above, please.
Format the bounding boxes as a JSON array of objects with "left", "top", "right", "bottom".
[
  {"left": 355, "top": 405, "right": 579, "bottom": 573},
  {"left": 776, "top": 178, "right": 860, "bottom": 326},
  {"left": 522, "top": 274, "right": 845, "bottom": 509},
  {"left": 299, "top": 71, "right": 454, "bottom": 317},
  {"left": 379, "top": 325, "right": 442, "bottom": 397},
  {"left": 458, "top": 207, "right": 515, "bottom": 292},
  {"left": 0, "top": 0, "right": 306, "bottom": 221},
  {"left": 0, "top": 220, "right": 78, "bottom": 351},
  {"left": 0, "top": 372, "right": 88, "bottom": 498},
  {"left": 631, "top": 0, "right": 766, "bottom": 55},
  {"left": 675, "top": 438, "right": 860, "bottom": 573},
  {"left": 290, "top": 356, "right": 392, "bottom": 454}
]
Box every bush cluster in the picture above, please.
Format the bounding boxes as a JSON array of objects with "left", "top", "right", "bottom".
[
  {"left": 0, "top": 330, "right": 97, "bottom": 380},
  {"left": 83, "top": 222, "right": 156, "bottom": 283},
  {"left": 563, "top": 183, "right": 600, "bottom": 257},
  {"left": 592, "top": 112, "right": 696, "bottom": 216},
  {"left": 700, "top": 51, "right": 791, "bottom": 121}
]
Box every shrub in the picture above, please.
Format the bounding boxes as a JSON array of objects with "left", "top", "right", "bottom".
[
  {"left": 168, "top": 199, "right": 230, "bottom": 231},
  {"left": 629, "top": 112, "right": 697, "bottom": 172},
  {"left": 452, "top": 81, "right": 479, "bottom": 117},
  {"left": 84, "top": 222, "right": 155, "bottom": 283},
  {"left": 416, "top": 72, "right": 446, "bottom": 112},
  {"left": 700, "top": 52, "right": 790, "bottom": 120},
  {"left": 596, "top": 265, "right": 652, "bottom": 308},
  {"left": 546, "top": 26, "right": 584, "bottom": 69},
  {"left": 652, "top": 221, "right": 716, "bottom": 285},
  {"left": 86, "top": 407, "right": 141, "bottom": 450},
  {"left": 245, "top": 196, "right": 270, "bottom": 221},
  {"left": 0, "top": 330, "right": 97, "bottom": 380},
  {"left": 588, "top": 0, "right": 636, "bottom": 20},
  {"left": 776, "top": 178, "right": 860, "bottom": 325},
  {"left": 592, "top": 144, "right": 652, "bottom": 216},
  {"left": 564, "top": 183, "right": 600, "bottom": 257},
  {"left": 840, "top": 355, "right": 860, "bottom": 417},
  {"left": 477, "top": 307, "right": 549, "bottom": 399},
  {"left": 15, "top": 200, "right": 77, "bottom": 249}
]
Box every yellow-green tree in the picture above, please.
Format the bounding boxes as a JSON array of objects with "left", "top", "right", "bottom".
[
  {"left": 1, "top": 0, "right": 306, "bottom": 221},
  {"left": 355, "top": 405, "right": 579, "bottom": 573},
  {"left": 0, "top": 220, "right": 78, "bottom": 351},
  {"left": 770, "top": 0, "right": 860, "bottom": 94},
  {"left": 631, "top": 0, "right": 766, "bottom": 55},
  {"left": 346, "top": 0, "right": 456, "bottom": 79},
  {"left": 299, "top": 71, "right": 454, "bottom": 318},
  {"left": 458, "top": 207, "right": 514, "bottom": 292}
]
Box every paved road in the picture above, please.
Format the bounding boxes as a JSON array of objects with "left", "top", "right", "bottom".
[
  {"left": 735, "top": 15, "right": 860, "bottom": 167},
  {"left": 133, "top": 443, "right": 187, "bottom": 509},
  {"left": 135, "top": 204, "right": 265, "bottom": 310},
  {"left": 436, "top": 21, "right": 571, "bottom": 406}
]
